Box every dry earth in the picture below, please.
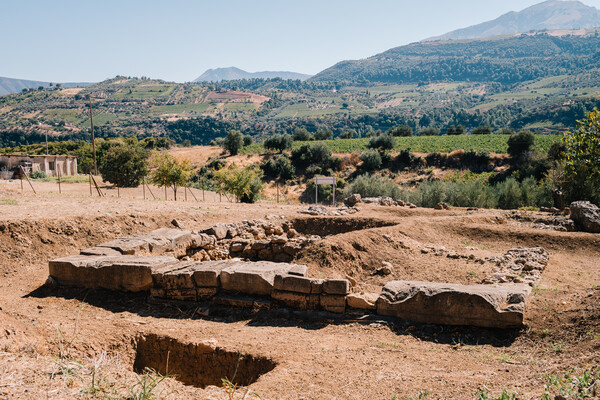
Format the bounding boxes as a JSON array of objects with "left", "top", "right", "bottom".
[{"left": 0, "top": 180, "right": 599, "bottom": 400}]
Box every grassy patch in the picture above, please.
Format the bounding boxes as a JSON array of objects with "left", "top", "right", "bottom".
[{"left": 0, "top": 198, "right": 18, "bottom": 205}]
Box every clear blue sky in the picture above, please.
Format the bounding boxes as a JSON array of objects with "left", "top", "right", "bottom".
[{"left": 2, "top": 0, "right": 600, "bottom": 83}]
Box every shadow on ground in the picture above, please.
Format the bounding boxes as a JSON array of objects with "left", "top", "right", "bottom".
[{"left": 26, "top": 284, "right": 520, "bottom": 348}]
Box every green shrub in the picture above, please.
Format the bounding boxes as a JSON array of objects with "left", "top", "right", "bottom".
[
  {"left": 291, "top": 142, "right": 333, "bottom": 170},
  {"left": 496, "top": 177, "right": 523, "bottom": 209},
  {"left": 367, "top": 134, "right": 396, "bottom": 151},
  {"left": 418, "top": 127, "right": 440, "bottom": 136},
  {"left": 387, "top": 125, "right": 413, "bottom": 137},
  {"left": 30, "top": 170, "right": 47, "bottom": 179},
  {"left": 100, "top": 142, "right": 149, "bottom": 187},
  {"left": 343, "top": 174, "right": 402, "bottom": 200},
  {"left": 260, "top": 155, "right": 295, "bottom": 181},
  {"left": 359, "top": 150, "right": 382, "bottom": 171},
  {"left": 473, "top": 126, "right": 492, "bottom": 135},
  {"left": 264, "top": 134, "right": 293, "bottom": 153}
]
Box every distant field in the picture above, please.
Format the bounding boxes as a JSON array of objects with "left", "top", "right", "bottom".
[
  {"left": 152, "top": 103, "right": 210, "bottom": 114},
  {"left": 243, "top": 134, "right": 562, "bottom": 155}
]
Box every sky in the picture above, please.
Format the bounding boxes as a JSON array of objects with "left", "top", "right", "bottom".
[{"left": 2, "top": 0, "right": 600, "bottom": 83}]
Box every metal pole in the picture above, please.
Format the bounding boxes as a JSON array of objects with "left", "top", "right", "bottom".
[{"left": 89, "top": 99, "right": 98, "bottom": 176}]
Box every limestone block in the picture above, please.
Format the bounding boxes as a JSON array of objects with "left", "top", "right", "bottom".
[
  {"left": 320, "top": 294, "right": 346, "bottom": 313},
  {"left": 49, "top": 255, "right": 178, "bottom": 292},
  {"left": 346, "top": 293, "right": 378, "bottom": 310},
  {"left": 220, "top": 261, "right": 308, "bottom": 296},
  {"left": 80, "top": 247, "right": 122, "bottom": 257},
  {"left": 376, "top": 281, "right": 530, "bottom": 329},
  {"left": 273, "top": 275, "right": 322, "bottom": 294},
  {"left": 323, "top": 279, "right": 350, "bottom": 295}
]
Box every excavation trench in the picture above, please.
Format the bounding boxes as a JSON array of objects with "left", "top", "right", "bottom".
[
  {"left": 291, "top": 216, "right": 396, "bottom": 237},
  {"left": 133, "top": 334, "right": 277, "bottom": 388}
]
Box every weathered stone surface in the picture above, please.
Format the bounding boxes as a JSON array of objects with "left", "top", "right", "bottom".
[
  {"left": 344, "top": 193, "right": 362, "bottom": 206},
  {"left": 376, "top": 281, "right": 529, "bottom": 329},
  {"left": 274, "top": 275, "right": 322, "bottom": 294},
  {"left": 191, "top": 260, "right": 232, "bottom": 287},
  {"left": 80, "top": 247, "right": 122, "bottom": 257},
  {"left": 320, "top": 294, "right": 346, "bottom": 313},
  {"left": 570, "top": 201, "right": 600, "bottom": 233},
  {"left": 206, "top": 223, "right": 228, "bottom": 240},
  {"left": 220, "top": 261, "right": 308, "bottom": 296},
  {"left": 271, "top": 290, "right": 310, "bottom": 309},
  {"left": 49, "top": 255, "right": 178, "bottom": 292},
  {"left": 322, "top": 279, "right": 350, "bottom": 295},
  {"left": 347, "top": 293, "right": 378, "bottom": 310},
  {"left": 196, "top": 287, "right": 219, "bottom": 299},
  {"left": 97, "top": 229, "right": 192, "bottom": 256}
]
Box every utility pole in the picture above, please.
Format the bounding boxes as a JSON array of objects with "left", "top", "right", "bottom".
[
  {"left": 89, "top": 98, "right": 98, "bottom": 175},
  {"left": 45, "top": 132, "right": 49, "bottom": 155}
]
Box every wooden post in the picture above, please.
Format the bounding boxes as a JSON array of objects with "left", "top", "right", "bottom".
[
  {"left": 187, "top": 186, "right": 198, "bottom": 202},
  {"left": 20, "top": 166, "right": 36, "bottom": 194},
  {"left": 277, "top": 182, "right": 279, "bottom": 203},
  {"left": 144, "top": 178, "right": 156, "bottom": 200},
  {"left": 89, "top": 173, "right": 103, "bottom": 197},
  {"left": 202, "top": 182, "right": 205, "bottom": 201},
  {"left": 57, "top": 167, "right": 62, "bottom": 194},
  {"left": 184, "top": 185, "right": 187, "bottom": 201},
  {"left": 116, "top": 174, "right": 120, "bottom": 198},
  {"left": 315, "top": 183, "right": 318, "bottom": 204},
  {"left": 332, "top": 181, "right": 336, "bottom": 207},
  {"left": 89, "top": 173, "right": 92, "bottom": 196},
  {"left": 143, "top": 178, "right": 146, "bottom": 200},
  {"left": 164, "top": 186, "right": 167, "bottom": 200},
  {"left": 89, "top": 99, "right": 98, "bottom": 175},
  {"left": 20, "top": 174, "right": 23, "bottom": 192}
]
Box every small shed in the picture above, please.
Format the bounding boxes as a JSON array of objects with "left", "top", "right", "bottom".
[{"left": 0, "top": 154, "right": 78, "bottom": 179}]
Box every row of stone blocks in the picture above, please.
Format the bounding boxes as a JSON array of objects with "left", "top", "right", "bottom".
[{"left": 49, "top": 253, "right": 530, "bottom": 329}]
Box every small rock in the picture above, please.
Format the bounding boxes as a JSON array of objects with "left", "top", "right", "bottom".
[
  {"left": 376, "top": 261, "right": 393, "bottom": 276},
  {"left": 171, "top": 219, "right": 184, "bottom": 229}
]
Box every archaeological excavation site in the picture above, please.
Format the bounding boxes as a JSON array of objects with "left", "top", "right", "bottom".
[{"left": 1, "top": 196, "right": 599, "bottom": 399}]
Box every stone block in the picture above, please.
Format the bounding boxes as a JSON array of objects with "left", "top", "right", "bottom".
[
  {"left": 320, "top": 294, "right": 346, "bottom": 313},
  {"left": 274, "top": 274, "right": 322, "bottom": 294},
  {"left": 191, "top": 260, "right": 231, "bottom": 287},
  {"left": 346, "top": 293, "right": 378, "bottom": 310},
  {"left": 376, "top": 281, "right": 529, "bottom": 329},
  {"left": 80, "top": 247, "right": 122, "bottom": 257},
  {"left": 48, "top": 255, "right": 178, "bottom": 292},
  {"left": 166, "top": 288, "right": 197, "bottom": 301},
  {"left": 220, "top": 261, "right": 308, "bottom": 296},
  {"left": 196, "top": 287, "right": 219, "bottom": 299},
  {"left": 212, "top": 294, "right": 271, "bottom": 309},
  {"left": 271, "top": 290, "right": 309, "bottom": 309},
  {"left": 323, "top": 279, "right": 350, "bottom": 295}
]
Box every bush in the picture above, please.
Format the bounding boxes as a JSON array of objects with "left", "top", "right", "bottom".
[
  {"left": 367, "top": 134, "right": 395, "bottom": 151},
  {"left": 213, "top": 164, "right": 264, "bottom": 203},
  {"left": 446, "top": 124, "right": 465, "bottom": 135},
  {"left": 264, "top": 134, "right": 293, "bottom": 153},
  {"left": 260, "top": 155, "right": 295, "bottom": 181},
  {"left": 343, "top": 174, "right": 403, "bottom": 200},
  {"left": 30, "top": 170, "right": 47, "bottom": 179},
  {"left": 243, "top": 135, "right": 253, "bottom": 146},
  {"left": 496, "top": 177, "right": 523, "bottom": 209},
  {"left": 291, "top": 142, "right": 333, "bottom": 170},
  {"left": 339, "top": 129, "right": 356, "bottom": 139},
  {"left": 315, "top": 129, "right": 333, "bottom": 140},
  {"left": 393, "top": 149, "right": 421, "bottom": 170},
  {"left": 359, "top": 150, "right": 382, "bottom": 171}
]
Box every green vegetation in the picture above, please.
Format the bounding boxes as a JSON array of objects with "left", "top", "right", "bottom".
[
  {"left": 99, "top": 141, "right": 149, "bottom": 187},
  {"left": 213, "top": 164, "right": 265, "bottom": 203},
  {"left": 149, "top": 152, "right": 193, "bottom": 200},
  {"left": 223, "top": 130, "right": 244, "bottom": 155}
]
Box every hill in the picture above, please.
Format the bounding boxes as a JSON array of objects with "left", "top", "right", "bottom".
[
  {"left": 0, "top": 76, "right": 94, "bottom": 96},
  {"left": 310, "top": 31, "right": 600, "bottom": 85},
  {"left": 194, "top": 67, "right": 311, "bottom": 82},
  {"left": 427, "top": 0, "right": 600, "bottom": 41}
]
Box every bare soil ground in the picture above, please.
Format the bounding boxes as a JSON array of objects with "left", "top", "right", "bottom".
[{"left": 0, "top": 180, "right": 599, "bottom": 399}]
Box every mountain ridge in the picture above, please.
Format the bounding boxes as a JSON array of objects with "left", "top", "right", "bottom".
[
  {"left": 426, "top": 0, "right": 600, "bottom": 41},
  {"left": 0, "top": 76, "right": 94, "bottom": 96},
  {"left": 194, "top": 67, "right": 311, "bottom": 82}
]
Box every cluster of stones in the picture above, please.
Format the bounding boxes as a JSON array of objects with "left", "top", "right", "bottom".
[
  {"left": 344, "top": 193, "right": 417, "bottom": 208},
  {"left": 508, "top": 210, "right": 575, "bottom": 232},
  {"left": 421, "top": 245, "right": 549, "bottom": 286},
  {"left": 195, "top": 219, "right": 320, "bottom": 263},
  {"left": 297, "top": 206, "right": 361, "bottom": 216},
  {"left": 483, "top": 247, "right": 549, "bottom": 286}
]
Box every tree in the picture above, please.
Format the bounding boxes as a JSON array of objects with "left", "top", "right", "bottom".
[
  {"left": 446, "top": 124, "right": 465, "bottom": 135},
  {"left": 223, "top": 130, "right": 244, "bottom": 155},
  {"left": 507, "top": 130, "right": 535, "bottom": 160},
  {"left": 213, "top": 164, "right": 265, "bottom": 203},
  {"left": 339, "top": 129, "right": 356, "bottom": 139},
  {"left": 387, "top": 125, "right": 413, "bottom": 137},
  {"left": 99, "top": 142, "right": 148, "bottom": 187},
  {"left": 367, "top": 134, "right": 396, "bottom": 151},
  {"left": 562, "top": 109, "right": 600, "bottom": 203},
  {"left": 149, "top": 152, "right": 193, "bottom": 200},
  {"left": 264, "top": 134, "right": 293, "bottom": 153},
  {"left": 473, "top": 126, "right": 492, "bottom": 135},
  {"left": 243, "top": 135, "right": 253, "bottom": 146},
  {"left": 315, "top": 129, "right": 333, "bottom": 140},
  {"left": 293, "top": 127, "right": 313, "bottom": 141}
]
